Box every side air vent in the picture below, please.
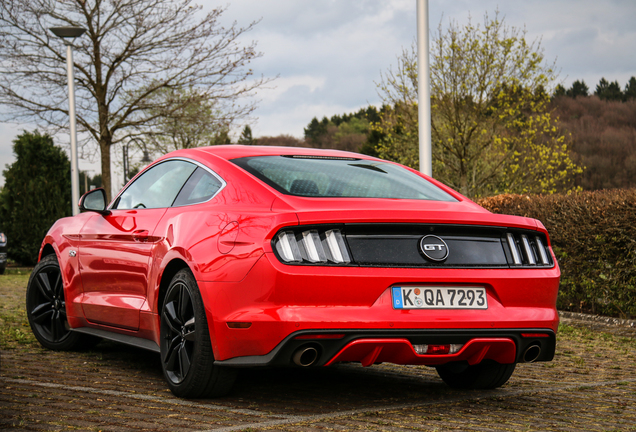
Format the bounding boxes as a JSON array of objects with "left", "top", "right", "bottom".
[{"left": 504, "top": 232, "right": 552, "bottom": 267}]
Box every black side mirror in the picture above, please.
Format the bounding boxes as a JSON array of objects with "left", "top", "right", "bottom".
[{"left": 79, "top": 188, "right": 111, "bottom": 216}]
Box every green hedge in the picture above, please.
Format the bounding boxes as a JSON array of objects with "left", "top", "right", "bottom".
[{"left": 478, "top": 189, "right": 636, "bottom": 318}]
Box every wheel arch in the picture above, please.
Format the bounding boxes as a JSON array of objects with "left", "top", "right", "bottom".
[
  {"left": 157, "top": 258, "right": 191, "bottom": 313},
  {"left": 40, "top": 243, "right": 56, "bottom": 260}
]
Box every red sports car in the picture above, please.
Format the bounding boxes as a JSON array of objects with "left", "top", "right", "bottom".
[{"left": 27, "top": 145, "right": 559, "bottom": 398}]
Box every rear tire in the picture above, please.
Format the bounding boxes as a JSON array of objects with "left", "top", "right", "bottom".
[
  {"left": 436, "top": 360, "right": 516, "bottom": 389},
  {"left": 26, "top": 254, "right": 94, "bottom": 350},
  {"left": 160, "top": 268, "right": 236, "bottom": 398}
]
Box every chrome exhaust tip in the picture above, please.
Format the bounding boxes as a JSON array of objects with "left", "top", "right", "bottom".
[
  {"left": 522, "top": 344, "right": 541, "bottom": 363},
  {"left": 292, "top": 346, "right": 319, "bottom": 367}
]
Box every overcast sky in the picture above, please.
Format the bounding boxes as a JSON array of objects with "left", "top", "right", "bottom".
[{"left": 1, "top": 0, "right": 635, "bottom": 188}]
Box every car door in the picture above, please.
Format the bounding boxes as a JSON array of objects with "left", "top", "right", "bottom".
[{"left": 78, "top": 159, "right": 198, "bottom": 330}]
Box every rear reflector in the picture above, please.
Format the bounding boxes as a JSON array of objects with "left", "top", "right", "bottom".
[
  {"left": 294, "top": 334, "right": 345, "bottom": 340},
  {"left": 227, "top": 322, "right": 252, "bottom": 329},
  {"left": 413, "top": 343, "right": 463, "bottom": 355},
  {"left": 521, "top": 333, "right": 550, "bottom": 338}
]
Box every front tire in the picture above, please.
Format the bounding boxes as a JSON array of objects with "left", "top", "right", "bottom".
[
  {"left": 26, "top": 254, "right": 86, "bottom": 350},
  {"left": 436, "top": 360, "right": 516, "bottom": 389},
  {"left": 160, "top": 268, "right": 236, "bottom": 398}
]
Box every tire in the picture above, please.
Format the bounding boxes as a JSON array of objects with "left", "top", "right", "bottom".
[
  {"left": 160, "top": 268, "right": 237, "bottom": 398},
  {"left": 436, "top": 360, "right": 516, "bottom": 390},
  {"left": 26, "top": 254, "right": 89, "bottom": 350}
]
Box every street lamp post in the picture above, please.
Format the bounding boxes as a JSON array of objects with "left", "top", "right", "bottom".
[
  {"left": 49, "top": 26, "right": 86, "bottom": 216},
  {"left": 417, "top": 0, "right": 432, "bottom": 177}
]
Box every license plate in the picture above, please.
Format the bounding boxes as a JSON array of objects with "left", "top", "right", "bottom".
[{"left": 392, "top": 286, "right": 488, "bottom": 309}]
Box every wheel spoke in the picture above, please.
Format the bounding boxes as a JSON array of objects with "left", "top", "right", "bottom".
[
  {"left": 36, "top": 272, "right": 54, "bottom": 301},
  {"left": 183, "top": 317, "right": 196, "bottom": 341},
  {"left": 31, "top": 302, "right": 54, "bottom": 323},
  {"left": 164, "top": 301, "right": 181, "bottom": 332},
  {"left": 178, "top": 344, "right": 191, "bottom": 378},
  {"left": 179, "top": 285, "right": 191, "bottom": 323},
  {"left": 53, "top": 312, "right": 66, "bottom": 341},
  {"left": 50, "top": 312, "right": 58, "bottom": 341},
  {"left": 53, "top": 271, "right": 63, "bottom": 299},
  {"left": 164, "top": 335, "right": 180, "bottom": 370}
]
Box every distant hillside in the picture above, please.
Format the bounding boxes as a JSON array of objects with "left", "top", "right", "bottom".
[{"left": 551, "top": 96, "right": 636, "bottom": 190}]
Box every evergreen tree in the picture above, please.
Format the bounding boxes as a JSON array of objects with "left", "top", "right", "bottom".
[
  {"left": 595, "top": 78, "right": 623, "bottom": 101},
  {"left": 238, "top": 125, "right": 254, "bottom": 145},
  {"left": 0, "top": 131, "right": 71, "bottom": 265},
  {"left": 567, "top": 80, "right": 589, "bottom": 98},
  {"left": 553, "top": 84, "right": 567, "bottom": 97},
  {"left": 625, "top": 77, "right": 636, "bottom": 101},
  {"left": 304, "top": 117, "right": 330, "bottom": 145}
]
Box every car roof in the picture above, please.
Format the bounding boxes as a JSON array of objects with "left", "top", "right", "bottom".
[{"left": 180, "top": 145, "right": 375, "bottom": 161}]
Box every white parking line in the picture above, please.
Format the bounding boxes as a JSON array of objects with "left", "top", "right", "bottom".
[
  {"left": 202, "top": 378, "right": 636, "bottom": 432},
  {"left": 0, "top": 378, "right": 296, "bottom": 419}
]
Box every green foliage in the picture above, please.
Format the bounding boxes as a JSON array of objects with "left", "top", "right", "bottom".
[
  {"left": 0, "top": 131, "right": 70, "bottom": 265},
  {"left": 624, "top": 77, "right": 636, "bottom": 101},
  {"left": 374, "top": 12, "right": 582, "bottom": 198},
  {"left": 567, "top": 80, "right": 589, "bottom": 98},
  {"left": 238, "top": 125, "right": 254, "bottom": 145},
  {"left": 595, "top": 78, "right": 623, "bottom": 101},
  {"left": 479, "top": 189, "right": 636, "bottom": 318},
  {"left": 553, "top": 84, "right": 567, "bottom": 97},
  {"left": 303, "top": 106, "right": 384, "bottom": 153}
]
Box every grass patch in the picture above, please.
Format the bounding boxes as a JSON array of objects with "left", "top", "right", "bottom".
[{"left": 0, "top": 272, "right": 38, "bottom": 349}]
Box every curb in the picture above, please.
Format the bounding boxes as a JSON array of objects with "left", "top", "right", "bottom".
[{"left": 559, "top": 310, "right": 636, "bottom": 328}]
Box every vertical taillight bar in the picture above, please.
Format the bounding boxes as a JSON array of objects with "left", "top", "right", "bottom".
[
  {"left": 535, "top": 237, "right": 550, "bottom": 265},
  {"left": 521, "top": 235, "right": 536, "bottom": 265},
  {"left": 507, "top": 233, "right": 522, "bottom": 265}
]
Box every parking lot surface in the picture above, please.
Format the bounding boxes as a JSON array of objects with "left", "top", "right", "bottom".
[{"left": 1, "top": 277, "right": 636, "bottom": 431}]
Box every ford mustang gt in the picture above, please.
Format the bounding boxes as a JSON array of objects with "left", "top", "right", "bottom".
[{"left": 27, "top": 145, "right": 559, "bottom": 398}]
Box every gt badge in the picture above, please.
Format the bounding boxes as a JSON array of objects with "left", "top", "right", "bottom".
[{"left": 419, "top": 235, "right": 449, "bottom": 262}]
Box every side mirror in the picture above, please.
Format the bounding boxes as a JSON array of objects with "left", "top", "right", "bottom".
[{"left": 79, "top": 188, "right": 111, "bottom": 216}]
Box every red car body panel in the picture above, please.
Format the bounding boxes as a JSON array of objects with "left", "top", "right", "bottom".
[{"left": 38, "top": 145, "right": 560, "bottom": 370}]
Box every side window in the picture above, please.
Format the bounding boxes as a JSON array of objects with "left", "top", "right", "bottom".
[
  {"left": 173, "top": 167, "right": 223, "bottom": 206},
  {"left": 114, "top": 160, "right": 197, "bottom": 209}
]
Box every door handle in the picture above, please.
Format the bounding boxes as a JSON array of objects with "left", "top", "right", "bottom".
[{"left": 132, "top": 229, "right": 149, "bottom": 242}]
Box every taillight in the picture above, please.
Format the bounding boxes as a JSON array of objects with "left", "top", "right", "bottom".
[
  {"left": 274, "top": 228, "right": 351, "bottom": 264},
  {"left": 506, "top": 232, "right": 552, "bottom": 266}
]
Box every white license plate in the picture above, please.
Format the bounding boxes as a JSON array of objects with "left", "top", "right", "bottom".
[{"left": 392, "top": 286, "right": 488, "bottom": 309}]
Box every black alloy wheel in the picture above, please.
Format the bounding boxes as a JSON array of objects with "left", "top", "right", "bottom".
[
  {"left": 161, "top": 276, "right": 197, "bottom": 384},
  {"left": 26, "top": 254, "right": 85, "bottom": 350},
  {"left": 160, "top": 269, "right": 236, "bottom": 398}
]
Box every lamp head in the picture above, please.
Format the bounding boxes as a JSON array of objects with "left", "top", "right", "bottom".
[{"left": 49, "top": 27, "right": 86, "bottom": 39}]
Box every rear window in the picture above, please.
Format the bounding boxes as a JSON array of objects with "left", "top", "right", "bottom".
[{"left": 232, "top": 155, "right": 457, "bottom": 202}]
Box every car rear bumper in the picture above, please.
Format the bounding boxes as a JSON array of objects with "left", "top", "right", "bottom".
[
  {"left": 200, "top": 253, "right": 560, "bottom": 364},
  {"left": 214, "top": 328, "right": 555, "bottom": 368}
]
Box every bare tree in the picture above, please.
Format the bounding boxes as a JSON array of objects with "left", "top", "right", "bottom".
[{"left": 0, "top": 0, "right": 268, "bottom": 200}]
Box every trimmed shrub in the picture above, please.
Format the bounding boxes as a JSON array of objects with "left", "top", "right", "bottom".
[{"left": 479, "top": 190, "right": 636, "bottom": 318}]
